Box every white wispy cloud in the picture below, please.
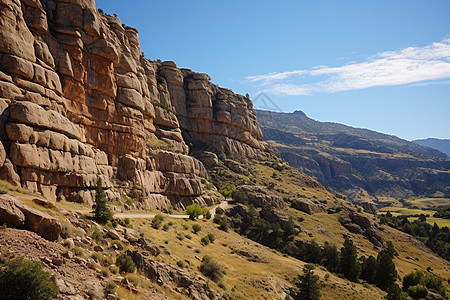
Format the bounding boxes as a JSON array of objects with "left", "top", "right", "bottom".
[{"left": 246, "top": 38, "right": 450, "bottom": 95}]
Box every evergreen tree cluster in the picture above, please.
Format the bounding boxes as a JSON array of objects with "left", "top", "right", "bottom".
[{"left": 379, "top": 212, "right": 450, "bottom": 260}]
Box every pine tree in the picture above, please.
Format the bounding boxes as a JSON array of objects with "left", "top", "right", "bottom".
[
  {"left": 323, "top": 243, "right": 339, "bottom": 272},
  {"left": 296, "top": 264, "right": 322, "bottom": 300},
  {"left": 340, "top": 238, "right": 360, "bottom": 281},
  {"left": 374, "top": 249, "right": 397, "bottom": 291},
  {"left": 92, "top": 178, "right": 113, "bottom": 224},
  {"left": 360, "top": 255, "right": 377, "bottom": 283}
]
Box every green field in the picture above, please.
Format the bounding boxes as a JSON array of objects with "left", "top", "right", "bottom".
[
  {"left": 378, "top": 197, "right": 450, "bottom": 228},
  {"left": 406, "top": 197, "right": 450, "bottom": 209}
]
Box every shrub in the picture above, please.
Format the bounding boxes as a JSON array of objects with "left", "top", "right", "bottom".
[
  {"left": 152, "top": 214, "right": 164, "bottom": 229},
  {"left": 207, "top": 233, "right": 215, "bottom": 243},
  {"left": 91, "top": 252, "right": 112, "bottom": 267},
  {"left": 219, "top": 184, "right": 236, "bottom": 198},
  {"left": 177, "top": 233, "right": 184, "bottom": 240},
  {"left": 116, "top": 254, "right": 136, "bottom": 273},
  {"left": 73, "top": 247, "right": 85, "bottom": 257},
  {"left": 105, "top": 281, "right": 116, "bottom": 295},
  {"left": 232, "top": 190, "right": 248, "bottom": 204},
  {"left": 192, "top": 224, "right": 201, "bottom": 234},
  {"left": 99, "top": 266, "right": 108, "bottom": 276},
  {"left": 186, "top": 204, "right": 206, "bottom": 220},
  {"left": 163, "top": 223, "right": 170, "bottom": 231},
  {"left": 126, "top": 274, "right": 142, "bottom": 287},
  {"left": 214, "top": 215, "right": 229, "bottom": 232},
  {"left": 109, "top": 265, "right": 119, "bottom": 275},
  {"left": 60, "top": 223, "right": 83, "bottom": 239},
  {"left": 182, "top": 224, "right": 190, "bottom": 230},
  {"left": 215, "top": 207, "right": 224, "bottom": 215},
  {"left": 201, "top": 236, "right": 210, "bottom": 245},
  {"left": 176, "top": 260, "right": 184, "bottom": 268},
  {"left": 199, "top": 256, "right": 223, "bottom": 282},
  {"left": 205, "top": 211, "right": 212, "bottom": 220},
  {"left": 91, "top": 227, "right": 103, "bottom": 241},
  {"left": 408, "top": 284, "right": 428, "bottom": 300},
  {"left": 0, "top": 257, "right": 59, "bottom": 300}
]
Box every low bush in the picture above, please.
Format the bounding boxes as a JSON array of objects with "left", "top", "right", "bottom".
[
  {"left": 219, "top": 184, "right": 236, "bottom": 198},
  {"left": 214, "top": 215, "right": 229, "bottom": 232},
  {"left": 152, "top": 214, "right": 164, "bottom": 229},
  {"left": 0, "top": 257, "right": 59, "bottom": 300},
  {"left": 116, "top": 254, "right": 136, "bottom": 273},
  {"left": 232, "top": 191, "right": 248, "bottom": 204},
  {"left": 199, "top": 256, "right": 224, "bottom": 282},
  {"left": 192, "top": 224, "right": 201, "bottom": 234},
  {"left": 91, "top": 227, "right": 103, "bottom": 241},
  {"left": 105, "top": 281, "right": 117, "bottom": 295}
]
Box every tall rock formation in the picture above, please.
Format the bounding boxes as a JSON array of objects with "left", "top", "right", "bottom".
[{"left": 0, "top": 0, "right": 271, "bottom": 208}]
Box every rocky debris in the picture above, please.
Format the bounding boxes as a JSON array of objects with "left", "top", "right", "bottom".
[
  {"left": 128, "top": 251, "right": 220, "bottom": 300},
  {"left": 236, "top": 185, "right": 287, "bottom": 210},
  {"left": 0, "top": 229, "right": 103, "bottom": 299},
  {"left": 0, "top": 194, "right": 61, "bottom": 241},
  {"left": 291, "top": 199, "right": 324, "bottom": 215},
  {"left": 260, "top": 206, "right": 290, "bottom": 228}
]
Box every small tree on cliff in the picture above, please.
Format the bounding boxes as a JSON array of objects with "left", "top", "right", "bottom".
[{"left": 92, "top": 178, "right": 113, "bottom": 224}]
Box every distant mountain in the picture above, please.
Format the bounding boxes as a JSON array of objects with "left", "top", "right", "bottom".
[
  {"left": 413, "top": 138, "right": 450, "bottom": 158},
  {"left": 256, "top": 110, "right": 450, "bottom": 204}
]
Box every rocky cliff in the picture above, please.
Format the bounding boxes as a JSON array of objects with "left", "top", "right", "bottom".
[{"left": 0, "top": 0, "right": 271, "bottom": 209}]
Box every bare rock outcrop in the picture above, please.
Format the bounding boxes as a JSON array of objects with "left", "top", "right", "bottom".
[
  {"left": 0, "top": 0, "right": 273, "bottom": 208},
  {"left": 291, "top": 199, "right": 324, "bottom": 215},
  {"left": 236, "top": 185, "right": 287, "bottom": 209},
  {"left": 128, "top": 250, "right": 220, "bottom": 300},
  {"left": 0, "top": 194, "right": 61, "bottom": 241}
]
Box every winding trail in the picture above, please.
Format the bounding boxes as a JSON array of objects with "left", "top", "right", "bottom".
[{"left": 115, "top": 200, "right": 233, "bottom": 219}]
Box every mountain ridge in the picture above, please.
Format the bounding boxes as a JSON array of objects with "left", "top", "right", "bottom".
[
  {"left": 414, "top": 138, "right": 450, "bottom": 158},
  {"left": 256, "top": 109, "right": 450, "bottom": 203}
]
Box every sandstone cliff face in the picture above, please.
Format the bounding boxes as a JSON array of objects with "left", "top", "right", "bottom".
[{"left": 0, "top": 0, "right": 271, "bottom": 208}]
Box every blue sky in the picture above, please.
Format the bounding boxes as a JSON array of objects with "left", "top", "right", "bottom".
[{"left": 96, "top": 0, "right": 450, "bottom": 141}]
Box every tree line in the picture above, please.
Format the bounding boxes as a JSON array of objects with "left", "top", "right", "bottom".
[{"left": 379, "top": 212, "right": 450, "bottom": 261}]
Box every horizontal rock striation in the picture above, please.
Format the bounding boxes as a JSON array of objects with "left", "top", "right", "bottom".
[{"left": 0, "top": 0, "right": 271, "bottom": 208}]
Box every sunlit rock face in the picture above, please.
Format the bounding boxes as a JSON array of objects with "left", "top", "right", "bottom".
[{"left": 0, "top": 0, "right": 272, "bottom": 208}]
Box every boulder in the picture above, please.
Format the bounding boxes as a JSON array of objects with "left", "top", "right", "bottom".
[
  {"left": 291, "top": 199, "right": 324, "bottom": 215},
  {"left": 0, "top": 194, "right": 26, "bottom": 228},
  {"left": 236, "top": 185, "right": 286, "bottom": 209},
  {"left": 0, "top": 194, "right": 61, "bottom": 241},
  {"left": 0, "top": 142, "right": 5, "bottom": 168}
]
